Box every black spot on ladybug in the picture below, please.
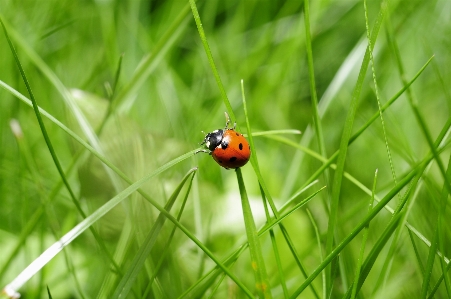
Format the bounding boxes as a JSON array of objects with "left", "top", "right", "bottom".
[
  {"left": 221, "top": 140, "right": 229, "bottom": 150},
  {"left": 239, "top": 143, "right": 243, "bottom": 150},
  {"left": 229, "top": 157, "right": 237, "bottom": 162},
  {"left": 219, "top": 160, "right": 223, "bottom": 163}
]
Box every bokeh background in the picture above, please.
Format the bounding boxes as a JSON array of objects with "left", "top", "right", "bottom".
[{"left": 1, "top": 0, "right": 451, "bottom": 298}]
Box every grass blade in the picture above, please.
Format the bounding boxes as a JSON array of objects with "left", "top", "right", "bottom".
[
  {"left": 188, "top": 0, "right": 235, "bottom": 123},
  {"left": 325, "top": 2, "right": 389, "bottom": 292},
  {"left": 235, "top": 168, "right": 272, "bottom": 298},
  {"left": 112, "top": 169, "right": 196, "bottom": 298},
  {"left": 290, "top": 160, "right": 419, "bottom": 298},
  {"left": 350, "top": 169, "right": 377, "bottom": 299}
]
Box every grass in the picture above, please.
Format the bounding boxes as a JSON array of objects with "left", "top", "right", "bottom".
[{"left": 1, "top": 0, "right": 451, "bottom": 298}]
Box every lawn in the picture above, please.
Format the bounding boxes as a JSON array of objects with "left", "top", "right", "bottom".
[{"left": 0, "top": 0, "right": 450, "bottom": 298}]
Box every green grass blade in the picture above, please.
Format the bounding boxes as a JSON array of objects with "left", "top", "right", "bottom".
[
  {"left": 1, "top": 79, "right": 255, "bottom": 297},
  {"left": 189, "top": 0, "right": 235, "bottom": 122},
  {"left": 179, "top": 184, "right": 324, "bottom": 298},
  {"left": 343, "top": 210, "right": 405, "bottom": 299},
  {"left": 112, "top": 169, "right": 196, "bottom": 298},
  {"left": 114, "top": 3, "right": 191, "bottom": 112},
  {"left": 306, "top": 208, "right": 326, "bottom": 299},
  {"left": 325, "top": 2, "right": 389, "bottom": 292},
  {"left": 423, "top": 152, "right": 451, "bottom": 298},
  {"left": 304, "top": 0, "right": 327, "bottom": 165},
  {"left": 259, "top": 183, "right": 288, "bottom": 297},
  {"left": 350, "top": 169, "right": 377, "bottom": 299},
  {"left": 3, "top": 158, "right": 196, "bottom": 294},
  {"left": 0, "top": 16, "right": 83, "bottom": 222},
  {"left": 241, "top": 80, "right": 320, "bottom": 298},
  {"left": 235, "top": 168, "right": 272, "bottom": 298},
  {"left": 245, "top": 129, "right": 302, "bottom": 137},
  {"left": 258, "top": 187, "right": 326, "bottom": 236},
  {"left": 290, "top": 162, "right": 418, "bottom": 298},
  {"left": 142, "top": 174, "right": 194, "bottom": 298}
]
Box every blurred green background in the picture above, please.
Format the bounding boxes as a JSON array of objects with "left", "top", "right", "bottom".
[{"left": 1, "top": 0, "right": 451, "bottom": 298}]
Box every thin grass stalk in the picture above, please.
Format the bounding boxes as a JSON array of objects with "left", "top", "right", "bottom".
[
  {"left": 306, "top": 209, "right": 326, "bottom": 299},
  {"left": 241, "top": 80, "right": 321, "bottom": 298},
  {"left": 324, "top": 1, "right": 388, "bottom": 292},
  {"left": 423, "top": 153, "right": 451, "bottom": 298},
  {"left": 141, "top": 172, "right": 193, "bottom": 298},
  {"left": 112, "top": 170, "right": 196, "bottom": 298},
  {"left": 303, "top": 0, "right": 329, "bottom": 184},
  {"left": 188, "top": 0, "right": 235, "bottom": 123},
  {"left": 260, "top": 184, "right": 289, "bottom": 298},
  {"left": 290, "top": 158, "right": 420, "bottom": 298},
  {"left": 235, "top": 168, "right": 272, "bottom": 298},
  {"left": 350, "top": 169, "right": 377, "bottom": 299}
]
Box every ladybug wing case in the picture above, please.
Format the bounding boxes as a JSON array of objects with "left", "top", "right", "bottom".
[{"left": 211, "top": 130, "right": 251, "bottom": 169}]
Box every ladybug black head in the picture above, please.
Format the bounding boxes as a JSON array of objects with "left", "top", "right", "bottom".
[{"left": 202, "top": 129, "right": 223, "bottom": 151}]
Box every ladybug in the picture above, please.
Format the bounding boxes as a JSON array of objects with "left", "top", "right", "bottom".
[{"left": 201, "top": 114, "right": 251, "bottom": 169}]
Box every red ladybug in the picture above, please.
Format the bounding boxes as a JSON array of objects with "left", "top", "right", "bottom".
[{"left": 201, "top": 115, "right": 251, "bottom": 169}]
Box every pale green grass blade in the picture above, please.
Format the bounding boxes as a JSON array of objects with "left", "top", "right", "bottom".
[
  {"left": 342, "top": 210, "right": 405, "bottom": 299},
  {"left": 290, "top": 160, "right": 421, "bottom": 297},
  {"left": 141, "top": 175, "right": 193, "bottom": 298},
  {"left": 1, "top": 17, "right": 125, "bottom": 285},
  {"left": 0, "top": 16, "right": 83, "bottom": 223},
  {"left": 325, "top": 2, "right": 389, "bottom": 292},
  {"left": 268, "top": 124, "right": 451, "bottom": 270},
  {"left": 246, "top": 129, "right": 302, "bottom": 137},
  {"left": 304, "top": 0, "right": 327, "bottom": 166},
  {"left": 188, "top": 0, "right": 235, "bottom": 122},
  {"left": 114, "top": 3, "right": 191, "bottom": 112},
  {"left": 363, "top": 0, "right": 398, "bottom": 191},
  {"left": 343, "top": 119, "right": 451, "bottom": 297},
  {"left": 350, "top": 169, "right": 377, "bottom": 299},
  {"left": 240, "top": 80, "right": 320, "bottom": 298},
  {"left": 258, "top": 187, "right": 326, "bottom": 236},
  {"left": 236, "top": 168, "right": 272, "bottom": 298},
  {"left": 112, "top": 169, "right": 196, "bottom": 299},
  {"left": 177, "top": 246, "right": 246, "bottom": 299},
  {"left": 1, "top": 78, "right": 253, "bottom": 298},
  {"left": 423, "top": 153, "right": 451, "bottom": 298},
  {"left": 259, "top": 179, "right": 288, "bottom": 297},
  {"left": 3, "top": 159, "right": 196, "bottom": 295},
  {"left": 178, "top": 183, "right": 323, "bottom": 298},
  {"left": 306, "top": 208, "right": 326, "bottom": 299}
]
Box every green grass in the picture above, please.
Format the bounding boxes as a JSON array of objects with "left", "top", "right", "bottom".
[{"left": 1, "top": 0, "right": 451, "bottom": 298}]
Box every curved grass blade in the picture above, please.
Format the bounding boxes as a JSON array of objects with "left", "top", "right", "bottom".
[
  {"left": 112, "top": 169, "right": 197, "bottom": 298},
  {"left": 0, "top": 80, "right": 255, "bottom": 297},
  {"left": 0, "top": 16, "right": 83, "bottom": 224},
  {"left": 325, "top": 1, "right": 389, "bottom": 292},
  {"left": 114, "top": 3, "right": 191, "bottom": 112},
  {"left": 2, "top": 155, "right": 196, "bottom": 295},
  {"left": 141, "top": 177, "right": 193, "bottom": 298},
  {"left": 241, "top": 81, "right": 320, "bottom": 298},
  {"left": 290, "top": 162, "right": 420, "bottom": 298},
  {"left": 177, "top": 183, "right": 323, "bottom": 298},
  {"left": 423, "top": 152, "right": 451, "bottom": 298},
  {"left": 350, "top": 169, "right": 377, "bottom": 299}
]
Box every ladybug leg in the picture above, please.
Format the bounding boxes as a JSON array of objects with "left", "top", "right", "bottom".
[
  {"left": 195, "top": 149, "right": 211, "bottom": 155},
  {"left": 224, "top": 112, "right": 237, "bottom": 130}
]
